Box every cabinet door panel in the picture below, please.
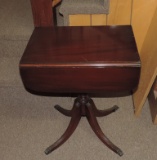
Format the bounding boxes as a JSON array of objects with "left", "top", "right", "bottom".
[
  {"left": 69, "top": 15, "right": 90, "bottom": 26},
  {"left": 92, "top": 14, "right": 107, "bottom": 26},
  {"left": 132, "top": 0, "right": 157, "bottom": 52},
  {"left": 107, "top": 0, "right": 132, "bottom": 25}
]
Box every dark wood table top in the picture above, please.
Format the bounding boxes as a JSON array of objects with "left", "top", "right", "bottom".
[
  {"left": 20, "top": 26, "right": 141, "bottom": 93},
  {"left": 20, "top": 26, "right": 140, "bottom": 68}
]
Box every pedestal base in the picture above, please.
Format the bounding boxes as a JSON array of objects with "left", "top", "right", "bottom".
[{"left": 45, "top": 95, "right": 123, "bottom": 156}]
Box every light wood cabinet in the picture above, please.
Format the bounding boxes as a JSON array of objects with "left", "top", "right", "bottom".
[
  {"left": 69, "top": 14, "right": 91, "bottom": 26},
  {"left": 132, "top": 1, "right": 157, "bottom": 117},
  {"left": 91, "top": 14, "right": 107, "bottom": 26},
  {"left": 69, "top": 14, "right": 107, "bottom": 26},
  {"left": 68, "top": 0, "right": 132, "bottom": 26},
  {"left": 132, "top": 0, "right": 157, "bottom": 53},
  {"left": 107, "top": 0, "right": 132, "bottom": 25}
]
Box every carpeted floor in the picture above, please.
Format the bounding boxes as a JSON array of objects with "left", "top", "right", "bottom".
[{"left": 0, "top": 0, "right": 157, "bottom": 160}]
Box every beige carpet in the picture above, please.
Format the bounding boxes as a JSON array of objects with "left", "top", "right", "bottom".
[{"left": 0, "top": 0, "right": 157, "bottom": 160}]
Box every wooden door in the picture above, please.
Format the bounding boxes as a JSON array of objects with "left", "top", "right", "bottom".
[
  {"left": 107, "top": 0, "right": 132, "bottom": 25},
  {"left": 132, "top": 0, "right": 157, "bottom": 52},
  {"left": 132, "top": 2, "right": 157, "bottom": 116}
]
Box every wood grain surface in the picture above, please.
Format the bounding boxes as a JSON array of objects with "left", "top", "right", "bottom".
[{"left": 20, "top": 26, "right": 140, "bottom": 93}]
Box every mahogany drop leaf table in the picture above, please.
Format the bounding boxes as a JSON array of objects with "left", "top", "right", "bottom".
[{"left": 20, "top": 26, "right": 141, "bottom": 156}]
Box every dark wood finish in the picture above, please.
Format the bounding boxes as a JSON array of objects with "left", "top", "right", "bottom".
[
  {"left": 54, "top": 105, "right": 72, "bottom": 117},
  {"left": 20, "top": 26, "right": 141, "bottom": 156},
  {"left": 148, "top": 77, "right": 157, "bottom": 124},
  {"left": 20, "top": 26, "right": 140, "bottom": 93},
  {"left": 30, "top": 0, "right": 53, "bottom": 27},
  {"left": 45, "top": 99, "right": 81, "bottom": 154},
  {"left": 45, "top": 95, "right": 123, "bottom": 156}
]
